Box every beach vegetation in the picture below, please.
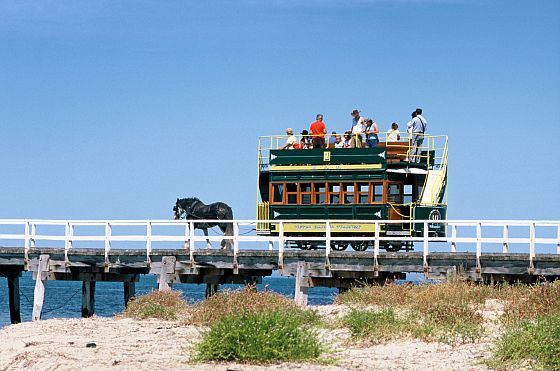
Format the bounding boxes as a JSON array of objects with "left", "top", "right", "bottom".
[
  {"left": 123, "top": 290, "right": 188, "bottom": 321},
  {"left": 488, "top": 313, "right": 560, "bottom": 370},
  {"left": 193, "top": 309, "right": 322, "bottom": 363},
  {"left": 335, "top": 281, "right": 486, "bottom": 344},
  {"left": 187, "top": 286, "right": 320, "bottom": 326}
]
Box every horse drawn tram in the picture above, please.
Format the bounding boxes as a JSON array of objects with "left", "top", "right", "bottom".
[{"left": 256, "top": 133, "right": 449, "bottom": 251}]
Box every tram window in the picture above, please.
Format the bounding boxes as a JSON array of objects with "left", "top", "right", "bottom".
[
  {"left": 329, "top": 184, "right": 341, "bottom": 204},
  {"left": 357, "top": 183, "right": 369, "bottom": 204},
  {"left": 388, "top": 183, "right": 402, "bottom": 203},
  {"left": 343, "top": 183, "right": 355, "bottom": 204},
  {"left": 300, "top": 183, "right": 312, "bottom": 205},
  {"left": 314, "top": 183, "right": 326, "bottom": 204},
  {"left": 373, "top": 184, "right": 383, "bottom": 203},
  {"left": 404, "top": 184, "right": 413, "bottom": 204},
  {"left": 286, "top": 183, "right": 297, "bottom": 204},
  {"left": 272, "top": 184, "right": 284, "bottom": 203}
]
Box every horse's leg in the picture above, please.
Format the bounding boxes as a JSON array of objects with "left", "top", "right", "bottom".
[
  {"left": 203, "top": 228, "right": 212, "bottom": 249},
  {"left": 220, "top": 221, "right": 233, "bottom": 251}
]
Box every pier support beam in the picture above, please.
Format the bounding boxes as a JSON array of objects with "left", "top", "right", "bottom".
[
  {"left": 32, "top": 254, "right": 50, "bottom": 321},
  {"left": 81, "top": 280, "right": 96, "bottom": 318},
  {"left": 294, "top": 262, "right": 309, "bottom": 307},
  {"left": 8, "top": 273, "right": 21, "bottom": 324},
  {"left": 205, "top": 283, "right": 219, "bottom": 298},
  {"left": 124, "top": 281, "right": 136, "bottom": 308},
  {"left": 158, "top": 256, "right": 176, "bottom": 291}
]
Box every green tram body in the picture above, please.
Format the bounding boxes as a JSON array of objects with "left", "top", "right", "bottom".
[{"left": 256, "top": 136, "right": 448, "bottom": 251}]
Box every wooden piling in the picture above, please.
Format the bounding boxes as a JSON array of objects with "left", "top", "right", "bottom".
[
  {"left": 81, "top": 280, "right": 96, "bottom": 318},
  {"left": 158, "top": 256, "right": 176, "bottom": 291},
  {"left": 294, "top": 261, "right": 308, "bottom": 306},
  {"left": 205, "top": 283, "right": 219, "bottom": 298},
  {"left": 32, "top": 254, "right": 50, "bottom": 321},
  {"left": 124, "top": 281, "right": 136, "bottom": 308},
  {"left": 7, "top": 273, "right": 21, "bottom": 324}
]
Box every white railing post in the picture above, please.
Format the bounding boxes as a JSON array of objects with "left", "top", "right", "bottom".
[
  {"left": 502, "top": 224, "right": 509, "bottom": 253},
  {"left": 146, "top": 222, "right": 152, "bottom": 257},
  {"left": 233, "top": 221, "right": 239, "bottom": 254},
  {"left": 189, "top": 221, "right": 195, "bottom": 263},
  {"left": 65, "top": 222, "right": 74, "bottom": 249},
  {"left": 374, "top": 221, "right": 380, "bottom": 259},
  {"left": 325, "top": 221, "right": 331, "bottom": 257},
  {"left": 268, "top": 240, "right": 273, "bottom": 251},
  {"left": 423, "top": 221, "right": 429, "bottom": 268},
  {"left": 557, "top": 224, "right": 560, "bottom": 255},
  {"left": 451, "top": 224, "right": 457, "bottom": 253},
  {"left": 105, "top": 222, "right": 112, "bottom": 266},
  {"left": 529, "top": 222, "right": 535, "bottom": 262},
  {"left": 30, "top": 223, "right": 36, "bottom": 248},
  {"left": 24, "top": 221, "right": 30, "bottom": 264},
  {"left": 278, "top": 221, "right": 284, "bottom": 269},
  {"left": 476, "top": 222, "right": 482, "bottom": 259}
]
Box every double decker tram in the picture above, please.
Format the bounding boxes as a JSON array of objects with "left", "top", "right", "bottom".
[{"left": 256, "top": 133, "right": 448, "bottom": 251}]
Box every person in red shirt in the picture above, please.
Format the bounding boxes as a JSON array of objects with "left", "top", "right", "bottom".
[{"left": 309, "top": 114, "right": 327, "bottom": 149}]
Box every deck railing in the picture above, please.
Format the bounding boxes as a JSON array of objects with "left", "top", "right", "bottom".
[{"left": 1, "top": 219, "right": 559, "bottom": 270}]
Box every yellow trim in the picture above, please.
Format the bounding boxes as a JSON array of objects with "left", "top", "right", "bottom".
[
  {"left": 270, "top": 164, "right": 383, "bottom": 171},
  {"left": 272, "top": 222, "right": 376, "bottom": 233}
]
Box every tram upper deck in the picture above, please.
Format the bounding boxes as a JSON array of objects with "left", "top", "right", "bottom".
[{"left": 258, "top": 132, "right": 448, "bottom": 172}]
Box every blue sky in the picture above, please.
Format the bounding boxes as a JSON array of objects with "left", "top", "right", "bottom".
[{"left": 1, "top": 0, "right": 559, "bottom": 220}]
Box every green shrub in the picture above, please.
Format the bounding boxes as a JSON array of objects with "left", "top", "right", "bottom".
[
  {"left": 124, "top": 290, "right": 188, "bottom": 321},
  {"left": 193, "top": 309, "right": 322, "bottom": 363},
  {"left": 189, "top": 287, "right": 319, "bottom": 326},
  {"left": 342, "top": 308, "right": 406, "bottom": 344},
  {"left": 336, "top": 282, "right": 485, "bottom": 344},
  {"left": 489, "top": 313, "right": 560, "bottom": 370}
]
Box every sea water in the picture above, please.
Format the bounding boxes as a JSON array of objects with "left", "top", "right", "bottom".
[{"left": 0, "top": 272, "right": 339, "bottom": 328}]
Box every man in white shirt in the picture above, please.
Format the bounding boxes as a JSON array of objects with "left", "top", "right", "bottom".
[
  {"left": 281, "top": 128, "right": 296, "bottom": 150},
  {"left": 350, "top": 109, "right": 365, "bottom": 148},
  {"left": 408, "top": 108, "right": 428, "bottom": 163}
]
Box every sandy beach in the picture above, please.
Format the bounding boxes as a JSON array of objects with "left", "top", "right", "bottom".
[{"left": 0, "top": 304, "right": 496, "bottom": 371}]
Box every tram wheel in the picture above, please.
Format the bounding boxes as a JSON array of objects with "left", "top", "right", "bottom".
[
  {"left": 385, "top": 243, "right": 403, "bottom": 252},
  {"left": 331, "top": 241, "right": 348, "bottom": 251},
  {"left": 351, "top": 241, "right": 368, "bottom": 251}
]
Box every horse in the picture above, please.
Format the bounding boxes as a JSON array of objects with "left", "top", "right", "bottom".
[{"left": 173, "top": 197, "right": 234, "bottom": 250}]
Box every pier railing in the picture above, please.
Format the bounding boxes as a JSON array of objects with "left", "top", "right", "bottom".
[{"left": 1, "top": 219, "right": 559, "bottom": 267}]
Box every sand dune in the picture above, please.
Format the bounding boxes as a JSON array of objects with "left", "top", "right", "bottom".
[{"left": 0, "top": 305, "right": 493, "bottom": 370}]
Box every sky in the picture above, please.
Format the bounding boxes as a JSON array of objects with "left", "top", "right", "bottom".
[{"left": 1, "top": 0, "right": 559, "bottom": 221}]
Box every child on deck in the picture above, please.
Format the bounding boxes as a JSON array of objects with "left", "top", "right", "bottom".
[{"left": 387, "top": 122, "right": 401, "bottom": 141}]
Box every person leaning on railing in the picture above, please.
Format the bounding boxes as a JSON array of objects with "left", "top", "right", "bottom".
[{"left": 350, "top": 109, "right": 365, "bottom": 148}]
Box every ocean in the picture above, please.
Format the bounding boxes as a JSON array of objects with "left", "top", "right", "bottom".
[{"left": 0, "top": 272, "right": 339, "bottom": 328}]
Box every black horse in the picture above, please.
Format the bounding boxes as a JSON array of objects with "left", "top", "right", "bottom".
[{"left": 173, "top": 197, "right": 234, "bottom": 250}]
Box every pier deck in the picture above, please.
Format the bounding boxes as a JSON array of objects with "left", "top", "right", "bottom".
[{"left": 1, "top": 218, "right": 560, "bottom": 324}]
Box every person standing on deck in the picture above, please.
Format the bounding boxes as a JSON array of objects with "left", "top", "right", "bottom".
[
  {"left": 365, "top": 118, "right": 379, "bottom": 148},
  {"left": 310, "top": 114, "right": 327, "bottom": 149},
  {"left": 350, "top": 109, "right": 365, "bottom": 148},
  {"left": 408, "top": 108, "right": 427, "bottom": 162}
]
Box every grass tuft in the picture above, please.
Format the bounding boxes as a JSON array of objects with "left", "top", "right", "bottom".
[
  {"left": 188, "top": 287, "right": 319, "bottom": 326},
  {"left": 335, "top": 281, "right": 485, "bottom": 344},
  {"left": 124, "top": 290, "right": 188, "bottom": 321},
  {"left": 488, "top": 313, "right": 560, "bottom": 370},
  {"left": 193, "top": 309, "right": 322, "bottom": 363}
]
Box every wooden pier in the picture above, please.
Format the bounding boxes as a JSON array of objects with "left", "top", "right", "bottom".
[{"left": 1, "top": 219, "right": 560, "bottom": 324}]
